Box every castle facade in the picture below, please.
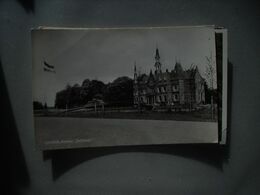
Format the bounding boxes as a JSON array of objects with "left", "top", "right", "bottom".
[{"left": 133, "top": 48, "right": 205, "bottom": 110}]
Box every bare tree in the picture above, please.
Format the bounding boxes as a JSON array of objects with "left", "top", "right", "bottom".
[{"left": 205, "top": 53, "right": 216, "bottom": 119}]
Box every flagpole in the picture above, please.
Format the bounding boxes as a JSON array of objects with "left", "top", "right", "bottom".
[{"left": 43, "top": 60, "right": 56, "bottom": 113}]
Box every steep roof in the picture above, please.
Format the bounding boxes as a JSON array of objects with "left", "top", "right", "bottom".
[
  {"left": 137, "top": 74, "right": 149, "bottom": 83},
  {"left": 170, "top": 62, "right": 185, "bottom": 78},
  {"left": 136, "top": 63, "right": 203, "bottom": 83}
]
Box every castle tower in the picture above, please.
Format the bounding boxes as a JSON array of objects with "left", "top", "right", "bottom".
[
  {"left": 154, "top": 47, "right": 162, "bottom": 73},
  {"left": 134, "top": 61, "right": 137, "bottom": 83}
]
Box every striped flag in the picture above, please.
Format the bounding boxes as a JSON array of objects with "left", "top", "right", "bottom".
[{"left": 43, "top": 61, "right": 55, "bottom": 73}]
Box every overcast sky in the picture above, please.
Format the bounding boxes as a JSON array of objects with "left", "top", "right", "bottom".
[{"left": 32, "top": 26, "right": 216, "bottom": 106}]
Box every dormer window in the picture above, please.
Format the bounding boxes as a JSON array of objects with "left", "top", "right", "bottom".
[
  {"left": 161, "top": 95, "right": 165, "bottom": 102},
  {"left": 173, "top": 94, "right": 179, "bottom": 101},
  {"left": 161, "top": 86, "right": 164, "bottom": 92},
  {"left": 157, "top": 96, "right": 161, "bottom": 102},
  {"left": 172, "top": 85, "right": 179, "bottom": 92}
]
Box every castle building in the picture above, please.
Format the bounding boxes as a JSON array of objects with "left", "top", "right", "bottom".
[{"left": 133, "top": 48, "right": 205, "bottom": 110}]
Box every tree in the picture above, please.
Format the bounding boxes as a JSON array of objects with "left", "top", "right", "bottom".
[
  {"left": 205, "top": 53, "right": 216, "bottom": 119},
  {"left": 55, "top": 83, "right": 83, "bottom": 108},
  {"left": 69, "top": 84, "right": 82, "bottom": 107},
  {"left": 205, "top": 53, "right": 216, "bottom": 91},
  {"left": 104, "top": 76, "right": 133, "bottom": 107},
  {"left": 33, "top": 101, "right": 43, "bottom": 110},
  {"left": 54, "top": 77, "right": 134, "bottom": 109},
  {"left": 55, "top": 84, "right": 71, "bottom": 109},
  {"left": 44, "top": 102, "right": 48, "bottom": 109},
  {"left": 80, "top": 79, "right": 106, "bottom": 105}
]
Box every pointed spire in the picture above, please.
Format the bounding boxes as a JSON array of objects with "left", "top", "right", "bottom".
[
  {"left": 155, "top": 47, "right": 160, "bottom": 60},
  {"left": 134, "top": 61, "right": 138, "bottom": 83},
  {"left": 150, "top": 69, "right": 153, "bottom": 76},
  {"left": 174, "top": 60, "right": 183, "bottom": 74},
  {"left": 154, "top": 46, "right": 162, "bottom": 73}
]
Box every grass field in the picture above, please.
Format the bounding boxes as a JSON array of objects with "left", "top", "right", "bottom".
[
  {"left": 35, "top": 117, "right": 218, "bottom": 150},
  {"left": 35, "top": 106, "right": 218, "bottom": 122}
]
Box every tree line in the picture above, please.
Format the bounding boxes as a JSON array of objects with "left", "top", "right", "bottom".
[
  {"left": 33, "top": 75, "right": 216, "bottom": 110},
  {"left": 54, "top": 76, "right": 134, "bottom": 109}
]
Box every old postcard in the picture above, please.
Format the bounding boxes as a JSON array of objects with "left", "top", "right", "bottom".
[{"left": 32, "top": 26, "right": 226, "bottom": 150}]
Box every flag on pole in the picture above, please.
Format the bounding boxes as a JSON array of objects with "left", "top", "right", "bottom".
[{"left": 43, "top": 61, "right": 55, "bottom": 73}]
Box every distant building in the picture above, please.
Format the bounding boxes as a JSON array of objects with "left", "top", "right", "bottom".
[{"left": 133, "top": 48, "right": 205, "bottom": 110}]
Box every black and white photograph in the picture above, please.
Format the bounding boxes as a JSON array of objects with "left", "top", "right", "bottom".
[
  {"left": 32, "top": 26, "right": 222, "bottom": 150},
  {"left": 5, "top": 0, "right": 260, "bottom": 193}
]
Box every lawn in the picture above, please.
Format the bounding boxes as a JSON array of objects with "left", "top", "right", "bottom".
[{"left": 36, "top": 106, "right": 218, "bottom": 122}]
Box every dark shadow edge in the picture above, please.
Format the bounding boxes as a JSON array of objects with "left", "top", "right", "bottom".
[{"left": 1, "top": 58, "right": 31, "bottom": 193}]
